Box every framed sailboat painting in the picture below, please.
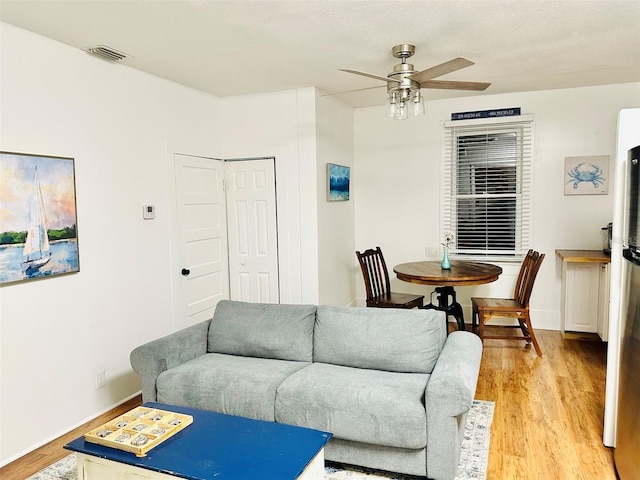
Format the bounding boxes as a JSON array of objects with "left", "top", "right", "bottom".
[{"left": 0, "top": 151, "right": 79, "bottom": 285}]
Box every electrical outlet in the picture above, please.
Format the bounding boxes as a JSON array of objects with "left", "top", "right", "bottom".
[
  {"left": 96, "top": 371, "right": 106, "bottom": 390},
  {"left": 425, "top": 247, "right": 439, "bottom": 258}
]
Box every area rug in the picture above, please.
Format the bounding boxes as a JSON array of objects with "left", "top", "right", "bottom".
[{"left": 28, "top": 400, "right": 493, "bottom": 480}]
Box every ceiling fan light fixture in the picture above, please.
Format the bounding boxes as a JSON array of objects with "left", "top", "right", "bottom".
[
  {"left": 386, "top": 91, "right": 398, "bottom": 117},
  {"left": 394, "top": 97, "right": 409, "bottom": 120},
  {"left": 412, "top": 90, "right": 425, "bottom": 116},
  {"left": 387, "top": 87, "right": 423, "bottom": 119}
]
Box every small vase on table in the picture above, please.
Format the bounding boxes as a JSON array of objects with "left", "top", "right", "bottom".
[{"left": 441, "top": 246, "right": 451, "bottom": 270}]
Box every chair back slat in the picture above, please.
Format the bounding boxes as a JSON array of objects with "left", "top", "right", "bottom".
[
  {"left": 357, "top": 251, "right": 374, "bottom": 301},
  {"left": 513, "top": 250, "right": 544, "bottom": 306},
  {"left": 365, "top": 255, "right": 381, "bottom": 298},
  {"left": 513, "top": 249, "right": 534, "bottom": 302},
  {"left": 514, "top": 250, "right": 539, "bottom": 304},
  {"left": 521, "top": 252, "right": 545, "bottom": 307}
]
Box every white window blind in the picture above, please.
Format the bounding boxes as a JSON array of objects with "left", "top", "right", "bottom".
[{"left": 442, "top": 115, "right": 533, "bottom": 259}]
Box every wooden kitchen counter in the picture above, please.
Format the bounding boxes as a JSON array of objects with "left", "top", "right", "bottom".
[{"left": 555, "top": 249, "right": 611, "bottom": 263}]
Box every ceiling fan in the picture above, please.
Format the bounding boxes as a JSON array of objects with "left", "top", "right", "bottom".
[{"left": 340, "top": 44, "right": 491, "bottom": 119}]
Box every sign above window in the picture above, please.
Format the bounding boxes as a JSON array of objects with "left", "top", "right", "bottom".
[{"left": 451, "top": 108, "right": 521, "bottom": 121}]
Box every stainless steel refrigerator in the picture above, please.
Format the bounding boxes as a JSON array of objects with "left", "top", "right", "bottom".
[{"left": 615, "top": 144, "right": 640, "bottom": 479}]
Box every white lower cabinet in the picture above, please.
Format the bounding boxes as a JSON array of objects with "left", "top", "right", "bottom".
[{"left": 557, "top": 250, "right": 611, "bottom": 340}]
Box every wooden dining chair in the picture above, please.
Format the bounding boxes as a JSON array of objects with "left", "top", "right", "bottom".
[
  {"left": 471, "top": 250, "right": 545, "bottom": 355},
  {"left": 356, "top": 247, "right": 425, "bottom": 309}
]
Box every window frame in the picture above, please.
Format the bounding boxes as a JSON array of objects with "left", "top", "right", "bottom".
[{"left": 441, "top": 115, "right": 534, "bottom": 262}]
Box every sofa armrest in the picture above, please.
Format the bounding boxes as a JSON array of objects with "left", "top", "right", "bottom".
[
  {"left": 424, "top": 331, "right": 483, "bottom": 480},
  {"left": 426, "top": 331, "right": 483, "bottom": 415},
  {"left": 130, "top": 319, "right": 211, "bottom": 402}
]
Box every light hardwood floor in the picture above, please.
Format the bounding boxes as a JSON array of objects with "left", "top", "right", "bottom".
[
  {"left": 0, "top": 329, "right": 616, "bottom": 479},
  {"left": 475, "top": 328, "right": 616, "bottom": 480}
]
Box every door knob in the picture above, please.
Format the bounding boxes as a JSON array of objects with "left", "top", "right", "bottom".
[{"left": 181, "top": 268, "right": 190, "bottom": 276}]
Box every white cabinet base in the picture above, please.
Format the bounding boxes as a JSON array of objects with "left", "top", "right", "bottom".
[{"left": 557, "top": 250, "right": 610, "bottom": 339}]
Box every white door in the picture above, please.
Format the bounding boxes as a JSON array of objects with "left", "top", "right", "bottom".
[
  {"left": 225, "top": 158, "right": 279, "bottom": 303},
  {"left": 174, "top": 154, "right": 229, "bottom": 327}
]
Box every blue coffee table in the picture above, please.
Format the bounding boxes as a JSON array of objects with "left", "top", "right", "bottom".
[{"left": 65, "top": 402, "right": 332, "bottom": 480}]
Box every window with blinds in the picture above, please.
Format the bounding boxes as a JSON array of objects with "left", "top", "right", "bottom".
[{"left": 442, "top": 116, "right": 533, "bottom": 259}]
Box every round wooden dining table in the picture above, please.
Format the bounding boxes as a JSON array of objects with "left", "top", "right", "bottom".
[{"left": 393, "top": 260, "right": 503, "bottom": 331}]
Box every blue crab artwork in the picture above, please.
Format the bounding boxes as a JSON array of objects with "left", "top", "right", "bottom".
[{"left": 566, "top": 162, "right": 605, "bottom": 189}]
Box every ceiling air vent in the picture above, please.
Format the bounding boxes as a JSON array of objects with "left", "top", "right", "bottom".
[{"left": 86, "top": 45, "right": 130, "bottom": 62}]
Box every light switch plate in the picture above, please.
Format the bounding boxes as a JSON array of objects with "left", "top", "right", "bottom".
[{"left": 142, "top": 205, "right": 155, "bottom": 220}]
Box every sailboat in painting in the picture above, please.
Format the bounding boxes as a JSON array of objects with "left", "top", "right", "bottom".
[{"left": 22, "top": 167, "right": 51, "bottom": 272}]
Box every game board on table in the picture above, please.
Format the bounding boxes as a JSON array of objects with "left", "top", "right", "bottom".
[{"left": 84, "top": 406, "right": 193, "bottom": 457}]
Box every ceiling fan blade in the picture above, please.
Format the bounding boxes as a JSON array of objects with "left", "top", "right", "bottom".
[
  {"left": 408, "top": 57, "right": 475, "bottom": 84},
  {"left": 420, "top": 79, "right": 491, "bottom": 91},
  {"left": 320, "top": 85, "right": 386, "bottom": 96},
  {"left": 339, "top": 69, "right": 401, "bottom": 84}
]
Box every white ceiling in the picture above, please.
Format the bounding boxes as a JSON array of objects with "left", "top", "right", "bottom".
[{"left": 1, "top": 0, "right": 639, "bottom": 108}]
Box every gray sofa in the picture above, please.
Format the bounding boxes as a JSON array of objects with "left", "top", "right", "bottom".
[{"left": 130, "top": 300, "right": 483, "bottom": 480}]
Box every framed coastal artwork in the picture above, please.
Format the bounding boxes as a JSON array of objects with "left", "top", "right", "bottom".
[
  {"left": 0, "top": 151, "right": 80, "bottom": 285},
  {"left": 327, "top": 163, "right": 350, "bottom": 201},
  {"left": 564, "top": 155, "right": 609, "bottom": 195}
]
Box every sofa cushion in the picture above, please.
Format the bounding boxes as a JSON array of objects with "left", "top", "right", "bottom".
[
  {"left": 207, "top": 300, "right": 316, "bottom": 362},
  {"left": 314, "top": 306, "right": 446, "bottom": 374},
  {"left": 156, "top": 353, "right": 309, "bottom": 421},
  {"left": 276, "top": 363, "right": 429, "bottom": 449}
]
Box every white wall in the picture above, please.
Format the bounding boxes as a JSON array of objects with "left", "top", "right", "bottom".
[
  {"left": 354, "top": 83, "right": 640, "bottom": 329},
  {"left": 0, "top": 23, "right": 353, "bottom": 465},
  {"left": 0, "top": 22, "right": 225, "bottom": 464},
  {"left": 316, "top": 94, "right": 355, "bottom": 306}
]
